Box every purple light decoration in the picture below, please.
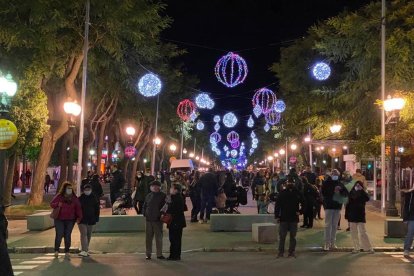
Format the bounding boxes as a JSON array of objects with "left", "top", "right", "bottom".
[
  {"left": 265, "top": 109, "right": 281, "bottom": 125},
  {"left": 227, "top": 131, "right": 239, "bottom": 143},
  {"left": 231, "top": 140, "right": 240, "bottom": 149},
  {"left": 210, "top": 132, "right": 222, "bottom": 144},
  {"left": 124, "top": 146, "right": 137, "bottom": 159},
  {"left": 252, "top": 88, "right": 277, "bottom": 114},
  {"left": 215, "top": 52, "right": 248, "bottom": 88}
]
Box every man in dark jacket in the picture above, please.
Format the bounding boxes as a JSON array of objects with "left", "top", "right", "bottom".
[
  {"left": 167, "top": 183, "right": 187, "bottom": 260},
  {"left": 275, "top": 180, "right": 304, "bottom": 258},
  {"left": 301, "top": 166, "right": 317, "bottom": 185},
  {"left": 301, "top": 177, "right": 318, "bottom": 229},
  {"left": 403, "top": 188, "right": 414, "bottom": 258},
  {"left": 143, "top": 180, "right": 166, "bottom": 260},
  {"left": 109, "top": 165, "right": 125, "bottom": 205},
  {"left": 198, "top": 168, "right": 218, "bottom": 223},
  {"left": 135, "top": 170, "right": 154, "bottom": 214}
]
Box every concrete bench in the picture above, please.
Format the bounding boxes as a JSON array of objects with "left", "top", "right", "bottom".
[
  {"left": 385, "top": 218, "right": 407, "bottom": 238},
  {"left": 27, "top": 212, "right": 54, "bottom": 231},
  {"left": 210, "top": 214, "right": 277, "bottom": 232},
  {"left": 94, "top": 215, "right": 145, "bottom": 233},
  {"left": 252, "top": 223, "right": 278, "bottom": 243}
]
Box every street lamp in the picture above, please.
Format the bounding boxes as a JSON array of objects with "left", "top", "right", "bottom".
[
  {"left": 154, "top": 137, "right": 161, "bottom": 146},
  {"left": 63, "top": 99, "right": 81, "bottom": 126},
  {"left": 330, "top": 123, "right": 342, "bottom": 134},
  {"left": 88, "top": 149, "right": 95, "bottom": 172},
  {"left": 304, "top": 136, "right": 311, "bottom": 143},
  {"left": 384, "top": 94, "right": 406, "bottom": 217},
  {"left": 0, "top": 73, "right": 17, "bottom": 113},
  {"left": 169, "top": 143, "right": 177, "bottom": 154},
  {"left": 290, "top": 143, "right": 297, "bottom": 151},
  {"left": 189, "top": 152, "right": 195, "bottom": 158},
  {"left": 125, "top": 126, "right": 136, "bottom": 137},
  {"left": 183, "top": 148, "right": 187, "bottom": 155},
  {"left": 64, "top": 99, "right": 81, "bottom": 184},
  {"left": 279, "top": 149, "right": 286, "bottom": 155}
]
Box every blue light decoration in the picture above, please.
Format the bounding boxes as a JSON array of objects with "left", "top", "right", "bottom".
[
  {"left": 274, "top": 100, "right": 286, "bottom": 113},
  {"left": 210, "top": 132, "right": 222, "bottom": 144},
  {"left": 214, "top": 122, "right": 220, "bottom": 131},
  {"left": 252, "top": 143, "right": 258, "bottom": 149},
  {"left": 138, "top": 73, "right": 162, "bottom": 97},
  {"left": 253, "top": 104, "right": 262, "bottom": 118},
  {"left": 252, "top": 138, "right": 258, "bottom": 144},
  {"left": 215, "top": 149, "right": 221, "bottom": 156},
  {"left": 195, "top": 93, "right": 215, "bottom": 109},
  {"left": 264, "top": 123, "right": 270, "bottom": 132},
  {"left": 250, "top": 131, "right": 256, "bottom": 139},
  {"left": 196, "top": 120, "right": 205, "bottom": 130},
  {"left": 223, "top": 112, "right": 238, "bottom": 128},
  {"left": 223, "top": 145, "right": 229, "bottom": 151},
  {"left": 265, "top": 110, "right": 281, "bottom": 125},
  {"left": 247, "top": 115, "right": 254, "bottom": 128},
  {"left": 213, "top": 115, "right": 221, "bottom": 123},
  {"left": 190, "top": 111, "right": 198, "bottom": 122},
  {"left": 215, "top": 52, "right": 248, "bottom": 88},
  {"left": 111, "top": 149, "right": 123, "bottom": 163},
  {"left": 230, "top": 149, "right": 238, "bottom": 158},
  {"left": 312, "top": 62, "right": 331, "bottom": 81},
  {"left": 252, "top": 88, "right": 277, "bottom": 114}
]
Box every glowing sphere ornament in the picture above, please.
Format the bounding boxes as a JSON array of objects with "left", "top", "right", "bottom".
[
  {"left": 213, "top": 115, "right": 221, "bottom": 123},
  {"left": 215, "top": 52, "right": 248, "bottom": 88},
  {"left": 265, "top": 110, "right": 281, "bottom": 125},
  {"left": 231, "top": 140, "right": 240, "bottom": 149},
  {"left": 312, "top": 62, "right": 331, "bottom": 81},
  {"left": 247, "top": 116, "right": 254, "bottom": 128},
  {"left": 177, "top": 99, "right": 196, "bottom": 121},
  {"left": 274, "top": 100, "right": 286, "bottom": 113},
  {"left": 195, "top": 93, "right": 215, "bottom": 109},
  {"left": 223, "top": 112, "right": 238, "bottom": 128},
  {"left": 227, "top": 131, "right": 239, "bottom": 143},
  {"left": 230, "top": 149, "right": 238, "bottom": 158},
  {"left": 252, "top": 88, "right": 277, "bottom": 114},
  {"left": 124, "top": 146, "right": 137, "bottom": 159},
  {"left": 253, "top": 105, "right": 262, "bottom": 118},
  {"left": 190, "top": 111, "right": 198, "bottom": 122},
  {"left": 196, "top": 120, "right": 205, "bottom": 130},
  {"left": 214, "top": 123, "right": 220, "bottom": 131},
  {"left": 210, "top": 132, "right": 222, "bottom": 144},
  {"left": 138, "top": 73, "right": 162, "bottom": 97},
  {"left": 252, "top": 138, "right": 258, "bottom": 144}
]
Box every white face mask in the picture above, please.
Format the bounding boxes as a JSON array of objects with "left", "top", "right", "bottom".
[
  {"left": 332, "top": 176, "right": 339, "bottom": 181},
  {"left": 66, "top": 188, "right": 72, "bottom": 195},
  {"left": 170, "top": 188, "right": 176, "bottom": 194},
  {"left": 145, "top": 173, "right": 150, "bottom": 176},
  {"left": 157, "top": 175, "right": 161, "bottom": 179},
  {"left": 150, "top": 186, "right": 157, "bottom": 192},
  {"left": 84, "top": 190, "right": 92, "bottom": 196},
  {"left": 170, "top": 177, "right": 175, "bottom": 181}
]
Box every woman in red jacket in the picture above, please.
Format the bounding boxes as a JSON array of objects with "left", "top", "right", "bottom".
[{"left": 50, "top": 182, "right": 82, "bottom": 258}]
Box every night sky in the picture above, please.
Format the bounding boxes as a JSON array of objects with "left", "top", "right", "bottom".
[{"left": 163, "top": 0, "right": 373, "bottom": 140}]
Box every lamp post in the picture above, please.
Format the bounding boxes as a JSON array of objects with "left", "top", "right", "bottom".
[
  {"left": 330, "top": 123, "right": 342, "bottom": 134},
  {"left": 384, "top": 95, "right": 405, "bottom": 217},
  {"left": 279, "top": 148, "right": 287, "bottom": 174},
  {"left": 267, "top": 156, "right": 274, "bottom": 172},
  {"left": 89, "top": 149, "right": 95, "bottom": 172},
  {"left": 169, "top": 144, "right": 177, "bottom": 155},
  {"left": 64, "top": 99, "right": 81, "bottom": 183}
]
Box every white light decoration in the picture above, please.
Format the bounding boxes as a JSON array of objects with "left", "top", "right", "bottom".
[
  {"left": 214, "top": 122, "right": 220, "bottom": 131},
  {"left": 230, "top": 150, "right": 238, "bottom": 158},
  {"left": 138, "top": 73, "right": 162, "bottom": 97},
  {"left": 196, "top": 120, "right": 205, "bottom": 130},
  {"left": 274, "top": 100, "right": 286, "bottom": 113},
  {"left": 0, "top": 73, "right": 18, "bottom": 97},
  {"left": 384, "top": 95, "right": 406, "bottom": 112},
  {"left": 213, "top": 115, "right": 221, "bottom": 123},
  {"left": 210, "top": 132, "right": 222, "bottom": 144},
  {"left": 195, "top": 93, "right": 215, "bottom": 109},
  {"left": 264, "top": 123, "right": 270, "bottom": 132},
  {"left": 247, "top": 115, "right": 254, "bottom": 128},
  {"left": 330, "top": 123, "right": 342, "bottom": 134},
  {"left": 63, "top": 100, "right": 82, "bottom": 116},
  {"left": 223, "top": 112, "right": 238, "bottom": 128},
  {"left": 312, "top": 62, "right": 331, "bottom": 81},
  {"left": 190, "top": 111, "right": 198, "bottom": 122},
  {"left": 252, "top": 138, "right": 258, "bottom": 144},
  {"left": 253, "top": 105, "right": 262, "bottom": 118},
  {"left": 250, "top": 131, "right": 256, "bottom": 139},
  {"left": 252, "top": 143, "right": 257, "bottom": 149}
]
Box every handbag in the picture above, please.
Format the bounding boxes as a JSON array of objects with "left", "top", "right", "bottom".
[
  {"left": 160, "top": 213, "right": 172, "bottom": 225},
  {"left": 50, "top": 206, "right": 61, "bottom": 219}
]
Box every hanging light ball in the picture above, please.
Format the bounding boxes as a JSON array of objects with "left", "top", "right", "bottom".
[
  {"left": 231, "top": 140, "right": 240, "bottom": 149},
  {"left": 223, "top": 112, "right": 238, "bottom": 128},
  {"left": 247, "top": 115, "right": 254, "bottom": 128},
  {"left": 312, "top": 62, "right": 331, "bottom": 81},
  {"left": 252, "top": 88, "right": 277, "bottom": 114},
  {"left": 177, "top": 99, "right": 196, "bottom": 121},
  {"left": 274, "top": 100, "right": 286, "bottom": 113},
  {"left": 195, "top": 93, "right": 215, "bottom": 109},
  {"left": 265, "top": 110, "right": 281, "bottom": 126},
  {"left": 210, "top": 132, "right": 222, "bottom": 144},
  {"left": 230, "top": 149, "right": 238, "bottom": 158},
  {"left": 196, "top": 120, "right": 205, "bottom": 130},
  {"left": 111, "top": 149, "right": 123, "bottom": 163},
  {"left": 124, "top": 146, "right": 137, "bottom": 159},
  {"left": 252, "top": 138, "right": 259, "bottom": 144},
  {"left": 214, "top": 122, "right": 220, "bottom": 131},
  {"left": 227, "top": 131, "right": 239, "bottom": 143},
  {"left": 213, "top": 115, "right": 221, "bottom": 123},
  {"left": 215, "top": 52, "right": 248, "bottom": 88},
  {"left": 190, "top": 111, "right": 198, "bottom": 122},
  {"left": 138, "top": 73, "right": 162, "bottom": 97}
]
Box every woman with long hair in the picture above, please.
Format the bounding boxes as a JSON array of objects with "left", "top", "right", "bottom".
[{"left": 50, "top": 182, "right": 82, "bottom": 258}]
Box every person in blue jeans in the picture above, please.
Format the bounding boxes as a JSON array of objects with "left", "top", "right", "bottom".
[{"left": 403, "top": 188, "right": 414, "bottom": 258}]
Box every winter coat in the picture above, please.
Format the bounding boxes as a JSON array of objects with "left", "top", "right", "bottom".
[
  {"left": 215, "top": 191, "right": 227, "bottom": 208},
  {"left": 79, "top": 193, "right": 100, "bottom": 225},
  {"left": 403, "top": 190, "right": 414, "bottom": 222},
  {"left": 90, "top": 177, "right": 104, "bottom": 198},
  {"left": 50, "top": 194, "right": 82, "bottom": 221},
  {"left": 189, "top": 178, "right": 201, "bottom": 199},
  {"left": 198, "top": 172, "right": 218, "bottom": 197},
  {"left": 301, "top": 171, "right": 317, "bottom": 185},
  {"left": 321, "top": 177, "right": 349, "bottom": 210},
  {"left": 136, "top": 176, "right": 154, "bottom": 201},
  {"left": 303, "top": 183, "right": 319, "bottom": 208},
  {"left": 347, "top": 188, "right": 370, "bottom": 223},
  {"left": 275, "top": 186, "right": 304, "bottom": 223},
  {"left": 143, "top": 191, "right": 166, "bottom": 222},
  {"left": 110, "top": 170, "right": 125, "bottom": 193},
  {"left": 167, "top": 194, "right": 187, "bottom": 229},
  {"left": 223, "top": 179, "right": 237, "bottom": 198}
]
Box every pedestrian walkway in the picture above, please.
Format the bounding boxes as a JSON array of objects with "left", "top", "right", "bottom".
[{"left": 10, "top": 254, "right": 55, "bottom": 275}]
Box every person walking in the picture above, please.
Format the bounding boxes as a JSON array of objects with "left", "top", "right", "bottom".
[
  {"left": 321, "top": 169, "right": 349, "bottom": 251},
  {"left": 352, "top": 169, "right": 368, "bottom": 190},
  {"left": 0, "top": 205, "right": 13, "bottom": 276},
  {"left": 403, "top": 187, "right": 414, "bottom": 258},
  {"left": 50, "top": 182, "right": 82, "bottom": 258},
  {"left": 44, "top": 173, "right": 51, "bottom": 193},
  {"left": 88, "top": 174, "right": 104, "bottom": 198},
  {"left": 143, "top": 180, "right": 166, "bottom": 260},
  {"left": 199, "top": 168, "right": 218, "bottom": 223},
  {"left": 166, "top": 183, "right": 186, "bottom": 261},
  {"left": 347, "top": 181, "right": 374, "bottom": 254},
  {"left": 133, "top": 171, "right": 143, "bottom": 214},
  {"left": 301, "top": 177, "right": 318, "bottom": 229},
  {"left": 252, "top": 171, "right": 266, "bottom": 213},
  {"left": 78, "top": 184, "right": 100, "bottom": 257},
  {"left": 189, "top": 171, "right": 201, "bottom": 222},
  {"left": 109, "top": 164, "right": 125, "bottom": 205},
  {"left": 275, "top": 178, "right": 304, "bottom": 258},
  {"left": 135, "top": 171, "right": 154, "bottom": 214}
]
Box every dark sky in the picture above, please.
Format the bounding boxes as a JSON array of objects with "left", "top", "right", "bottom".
[{"left": 163, "top": 0, "right": 373, "bottom": 141}]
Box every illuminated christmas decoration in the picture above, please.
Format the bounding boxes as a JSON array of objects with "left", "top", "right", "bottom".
[
  {"left": 227, "top": 131, "right": 239, "bottom": 143},
  {"left": 247, "top": 116, "right": 254, "bottom": 128},
  {"left": 252, "top": 143, "right": 257, "bottom": 149},
  {"left": 215, "top": 149, "right": 221, "bottom": 156},
  {"left": 274, "top": 100, "right": 286, "bottom": 113},
  {"left": 265, "top": 110, "right": 281, "bottom": 125},
  {"left": 214, "top": 122, "right": 220, "bottom": 131},
  {"left": 226, "top": 151, "right": 230, "bottom": 157},
  {"left": 190, "top": 111, "right": 198, "bottom": 122},
  {"left": 101, "top": 149, "right": 108, "bottom": 159},
  {"left": 223, "top": 112, "right": 238, "bottom": 128},
  {"left": 231, "top": 140, "right": 240, "bottom": 149},
  {"left": 252, "top": 138, "right": 258, "bottom": 144},
  {"left": 210, "top": 132, "right": 222, "bottom": 144},
  {"left": 252, "top": 88, "right": 277, "bottom": 114},
  {"left": 312, "top": 62, "right": 331, "bottom": 81},
  {"left": 213, "top": 115, "right": 221, "bottom": 123},
  {"left": 177, "top": 99, "right": 196, "bottom": 121},
  {"left": 223, "top": 145, "right": 229, "bottom": 151},
  {"left": 215, "top": 52, "right": 248, "bottom": 88},
  {"left": 253, "top": 104, "right": 262, "bottom": 118},
  {"left": 196, "top": 120, "right": 205, "bottom": 130},
  {"left": 264, "top": 123, "right": 270, "bottom": 132},
  {"left": 138, "top": 73, "right": 162, "bottom": 97},
  {"left": 111, "top": 149, "right": 123, "bottom": 163},
  {"left": 230, "top": 149, "right": 238, "bottom": 158},
  {"left": 124, "top": 146, "right": 137, "bottom": 159},
  {"left": 250, "top": 131, "right": 256, "bottom": 139},
  {"left": 195, "top": 93, "right": 215, "bottom": 109}
]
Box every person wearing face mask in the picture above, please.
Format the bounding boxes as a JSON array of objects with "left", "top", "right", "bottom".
[
  {"left": 50, "top": 182, "right": 82, "bottom": 258},
  {"left": 136, "top": 170, "right": 154, "bottom": 214},
  {"left": 166, "top": 183, "right": 186, "bottom": 260},
  {"left": 109, "top": 164, "right": 126, "bottom": 205},
  {"left": 143, "top": 180, "right": 166, "bottom": 260},
  {"left": 78, "top": 184, "right": 100, "bottom": 257},
  {"left": 347, "top": 181, "right": 374, "bottom": 254},
  {"left": 157, "top": 172, "right": 168, "bottom": 194},
  {"left": 133, "top": 171, "right": 144, "bottom": 214},
  {"left": 321, "top": 169, "right": 349, "bottom": 251}
]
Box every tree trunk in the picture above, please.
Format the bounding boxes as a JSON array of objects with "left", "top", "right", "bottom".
[
  {"left": 3, "top": 153, "right": 16, "bottom": 208},
  {"left": 67, "top": 129, "right": 74, "bottom": 182},
  {"left": 58, "top": 134, "right": 69, "bottom": 192}
]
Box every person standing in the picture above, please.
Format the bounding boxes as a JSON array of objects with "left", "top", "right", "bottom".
[
  {"left": 352, "top": 169, "right": 368, "bottom": 190},
  {"left": 252, "top": 171, "right": 266, "bottom": 213},
  {"left": 25, "top": 169, "right": 32, "bottom": 188},
  {"left": 44, "top": 173, "right": 51, "bottom": 194},
  {"left": 321, "top": 169, "right": 348, "bottom": 251},
  {"left": 189, "top": 171, "right": 201, "bottom": 222},
  {"left": 133, "top": 171, "right": 144, "bottom": 214},
  {"left": 50, "top": 182, "right": 82, "bottom": 258},
  {"left": 347, "top": 181, "right": 374, "bottom": 254},
  {"left": 403, "top": 187, "right": 414, "bottom": 258},
  {"left": 275, "top": 179, "right": 304, "bottom": 258},
  {"left": 301, "top": 177, "right": 318, "bottom": 229},
  {"left": 166, "top": 183, "right": 186, "bottom": 261},
  {"left": 78, "top": 184, "right": 100, "bottom": 257},
  {"left": 143, "top": 180, "right": 166, "bottom": 260},
  {"left": 88, "top": 174, "right": 104, "bottom": 198},
  {"left": 0, "top": 206, "right": 13, "bottom": 276},
  {"left": 301, "top": 166, "right": 317, "bottom": 185},
  {"left": 199, "top": 168, "right": 218, "bottom": 223},
  {"left": 109, "top": 165, "right": 125, "bottom": 205},
  {"left": 136, "top": 171, "right": 154, "bottom": 214}
]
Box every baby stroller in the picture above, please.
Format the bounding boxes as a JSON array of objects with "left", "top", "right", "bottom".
[
  {"left": 112, "top": 188, "right": 133, "bottom": 215},
  {"left": 224, "top": 186, "right": 248, "bottom": 214}
]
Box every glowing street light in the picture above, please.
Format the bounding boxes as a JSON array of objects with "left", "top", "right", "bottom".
[
  {"left": 330, "top": 123, "right": 342, "bottom": 134},
  {"left": 384, "top": 95, "right": 406, "bottom": 112},
  {"left": 290, "top": 143, "right": 297, "bottom": 151},
  {"left": 267, "top": 156, "right": 274, "bottom": 161},
  {"left": 304, "top": 136, "right": 311, "bottom": 143},
  {"left": 195, "top": 156, "right": 200, "bottom": 160},
  {"left": 274, "top": 152, "right": 279, "bottom": 158},
  {"left": 154, "top": 137, "right": 161, "bottom": 145},
  {"left": 169, "top": 144, "right": 177, "bottom": 153},
  {"left": 189, "top": 152, "right": 195, "bottom": 158},
  {"left": 125, "top": 126, "right": 136, "bottom": 137},
  {"left": 279, "top": 149, "right": 286, "bottom": 155},
  {"left": 183, "top": 148, "right": 188, "bottom": 154},
  {"left": 89, "top": 149, "right": 95, "bottom": 156}
]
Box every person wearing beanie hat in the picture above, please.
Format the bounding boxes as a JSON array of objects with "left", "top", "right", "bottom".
[
  {"left": 143, "top": 178, "right": 166, "bottom": 260},
  {"left": 78, "top": 183, "right": 99, "bottom": 257}
]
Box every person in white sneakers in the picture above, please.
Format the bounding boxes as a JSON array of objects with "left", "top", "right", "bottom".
[
  {"left": 78, "top": 184, "right": 100, "bottom": 257},
  {"left": 403, "top": 187, "right": 414, "bottom": 258}
]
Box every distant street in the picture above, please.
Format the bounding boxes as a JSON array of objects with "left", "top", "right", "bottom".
[{"left": 9, "top": 252, "right": 414, "bottom": 276}]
